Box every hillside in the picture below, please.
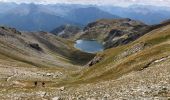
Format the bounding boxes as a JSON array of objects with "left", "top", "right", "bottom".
[
  {"left": 0, "top": 26, "right": 95, "bottom": 97},
  {"left": 50, "top": 20, "right": 170, "bottom": 99},
  {"left": 79, "top": 18, "right": 151, "bottom": 48},
  {"left": 0, "top": 19, "right": 170, "bottom": 99},
  {"left": 51, "top": 24, "right": 82, "bottom": 39},
  {"left": 0, "top": 26, "right": 94, "bottom": 67}
]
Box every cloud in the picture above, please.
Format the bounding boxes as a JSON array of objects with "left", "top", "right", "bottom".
[{"left": 0, "top": 0, "right": 170, "bottom": 7}]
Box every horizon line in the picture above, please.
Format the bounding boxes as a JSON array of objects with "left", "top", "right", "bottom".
[{"left": 0, "top": 1, "right": 170, "bottom": 8}]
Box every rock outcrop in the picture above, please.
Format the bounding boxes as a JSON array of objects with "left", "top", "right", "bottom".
[
  {"left": 29, "top": 43, "right": 43, "bottom": 51},
  {"left": 86, "top": 56, "right": 104, "bottom": 67}
]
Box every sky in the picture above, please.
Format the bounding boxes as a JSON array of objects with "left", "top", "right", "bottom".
[{"left": 0, "top": 0, "right": 170, "bottom": 7}]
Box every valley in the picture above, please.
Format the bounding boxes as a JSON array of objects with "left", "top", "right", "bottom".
[{"left": 0, "top": 18, "right": 170, "bottom": 99}]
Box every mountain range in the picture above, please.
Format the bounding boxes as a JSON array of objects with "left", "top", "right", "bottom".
[
  {"left": 100, "top": 5, "right": 170, "bottom": 25},
  {"left": 0, "top": 2, "right": 170, "bottom": 31},
  {"left": 0, "top": 3, "right": 119, "bottom": 31}
]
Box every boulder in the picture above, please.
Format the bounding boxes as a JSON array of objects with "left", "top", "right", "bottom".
[
  {"left": 59, "top": 86, "right": 65, "bottom": 91},
  {"left": 52, "top": 97, "right": 61, "bottom": 100},
  {"left": 29, "top": 43, "right": 43, "bottom": 51},
  {"left": 87, "top": 56, "right": 104, "bottom": 67}
]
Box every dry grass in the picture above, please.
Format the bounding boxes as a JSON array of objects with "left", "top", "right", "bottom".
[
  {"left": 59, "top": 25, "right": 170, "bottom": 85},
  {"left": 0, "top": 24, "right": 170, "bottom": 99}
]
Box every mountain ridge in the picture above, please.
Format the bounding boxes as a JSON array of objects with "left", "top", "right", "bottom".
[{"left": 0, "top": 3, "right": 119, "bottom": 31}]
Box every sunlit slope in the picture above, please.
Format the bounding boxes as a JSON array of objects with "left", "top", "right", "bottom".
[
  {"left": 67, "top": 21, "right": 170, "bottom": 84},
  {"left": 0, "top": 26, "right": 94, "bottom": 69}
]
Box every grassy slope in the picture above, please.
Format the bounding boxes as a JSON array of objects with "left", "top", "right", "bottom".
[
  {"left": 0, "top": 29, "right": 94, "bottom": 69},
  {"left": 0, "top": 22, "right": 170, "bottom": 99},
  {"left": 61, "top": 23, "right": 170, "bottom": 85},
  {"left": 0, "top": 27, "right": 96, "bottom": 93}
]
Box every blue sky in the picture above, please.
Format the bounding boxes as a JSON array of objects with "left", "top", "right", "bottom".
[{"left": 0, "top": 0, "right": 170, "bottom": 7}]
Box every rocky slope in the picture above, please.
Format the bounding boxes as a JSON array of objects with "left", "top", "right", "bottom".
[
  {"left": 0, "top": 26, "right": 95, "bottom": 99},
  {"left": 51, "top": 24, "right": 81, "bottom": 39},
  {"left": 0, "top": 26, "right": 94, "bottom": 67},
  {"left": 48, "top": 20, "right": 170, "bottom": 99},
  {"left": 0, "top": 19, "right": 170, "bottom": 99},
  {"left": 79, "top": 18, "right": 152, "bottom": 49}
]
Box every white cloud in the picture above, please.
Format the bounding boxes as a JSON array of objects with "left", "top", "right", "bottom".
[{"left": 0, "top": 0, "right": 170, "bottom": 7}]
